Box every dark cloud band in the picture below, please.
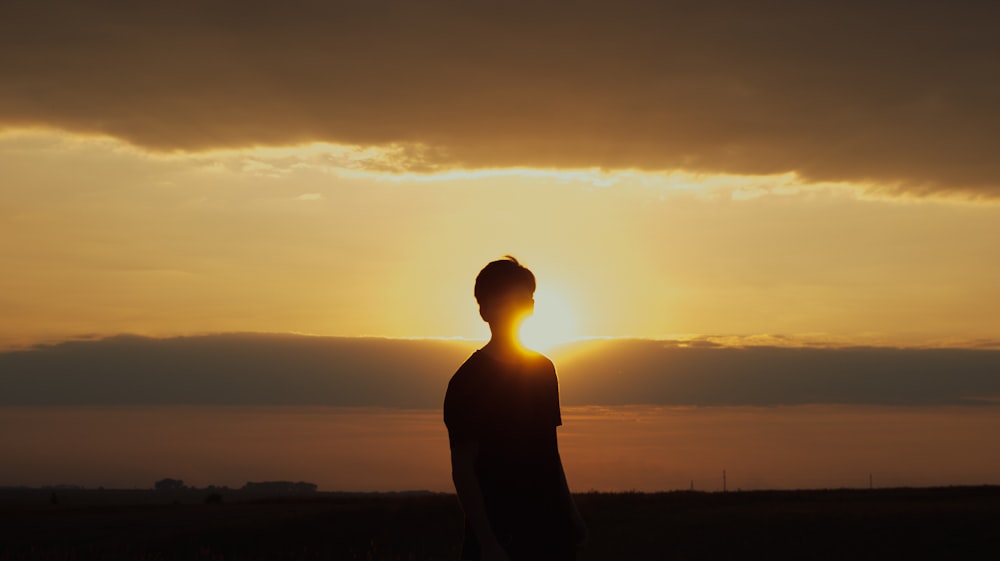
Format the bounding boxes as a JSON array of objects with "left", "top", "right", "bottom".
[
  {"left": 2, "top": 334, "right": 999, "bottom": 407},
  {"left": 2, "top": 1, "right": 999, "bottom": 195}
]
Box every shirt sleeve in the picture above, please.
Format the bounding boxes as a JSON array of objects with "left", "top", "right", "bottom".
[
  {"left": 443, "top": 368, "right": 482, "bottom": 446},
  {"left": 543, "top": 357, "right": 563, "bottom": 428}
]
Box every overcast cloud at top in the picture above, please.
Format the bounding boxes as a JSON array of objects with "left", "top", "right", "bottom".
[{"left": 3, "top": 1, "right": 1000, "bottom": 196}]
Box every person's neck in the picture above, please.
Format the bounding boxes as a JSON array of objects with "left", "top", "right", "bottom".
[{"left": 482, "top": 333, "right": 527, "bottom": 363}]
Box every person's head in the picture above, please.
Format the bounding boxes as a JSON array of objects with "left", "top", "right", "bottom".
[{"left": 475, "top": 256, "right": 536, "bottom": 334}]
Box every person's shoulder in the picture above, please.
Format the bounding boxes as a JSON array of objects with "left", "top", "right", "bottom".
[
  {"left": 447, "top": 350, "right": 489, "bottom": 388},
  {"left": 456, "top": 349, "right": 490, "bottom": 373},
  {"left": 444, "top": 351, "right": 491, "bottom": 427},
  {"left": 523, "top": 349, "right": 556, "bottom": 373}
]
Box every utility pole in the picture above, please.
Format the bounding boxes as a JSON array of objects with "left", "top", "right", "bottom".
[{"left": 723, "top": 469, "right": 727, "bottom": 493}]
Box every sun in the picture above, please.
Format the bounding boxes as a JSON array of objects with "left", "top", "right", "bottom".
[{"left": 519, "top": 286, "right": 579, "bottom": 352}]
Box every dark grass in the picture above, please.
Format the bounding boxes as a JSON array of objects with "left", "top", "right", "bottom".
[{"left": 2, "top": 487, "right": 999, "bottom": 560}]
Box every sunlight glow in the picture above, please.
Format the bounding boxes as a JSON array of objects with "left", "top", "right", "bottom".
[{"left": 520, "top": 287, "right": 579, "bottom": 352}]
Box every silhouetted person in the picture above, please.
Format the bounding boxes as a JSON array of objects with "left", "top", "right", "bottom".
[{"left": 444, "top": 257, "right": 586, "bottom": 561}]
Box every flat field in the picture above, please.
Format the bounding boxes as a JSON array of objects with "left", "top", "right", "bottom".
[{"left": 1, "top": 487, "right": 998, "bottom": 560}]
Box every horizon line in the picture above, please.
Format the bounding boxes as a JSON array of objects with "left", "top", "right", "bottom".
[{"left": 5, "top": 330, "right": 1000, "bottom": 353}]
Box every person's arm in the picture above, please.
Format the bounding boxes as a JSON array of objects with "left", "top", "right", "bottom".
[
  {"left": 553, "top": 430, "right": 587, "bottom": 545},
  {"left": 552, "top": 427, "right": 587, "bottom": 545},
  {"left": 451, "top": 439, "right": 510, "bottom": 561},
  {"left": 546, "top": 360, "right": 587, "bottom": 545}
]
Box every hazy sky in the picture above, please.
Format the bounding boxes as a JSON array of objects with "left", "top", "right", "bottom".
[
  {"left": 4, "top": 335, "right": 998, "bottom": 491},
  {"left": 3, "top": 1, "right": 1000, "bottom": 349},
  {"left": 5, "top": 405, "right": 1000, "bottom": 491}
]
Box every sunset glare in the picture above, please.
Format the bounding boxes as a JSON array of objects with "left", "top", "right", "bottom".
[{"left": 520, "top": 286, "right": 579, "bottom": 352}]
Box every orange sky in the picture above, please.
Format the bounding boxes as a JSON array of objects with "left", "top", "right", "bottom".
[
  {"left": 4, "top": 3, "right": 1000, "bottom": 349},
  {"left": 2, "top": 130, "right": 1000, "bottom": 350}
]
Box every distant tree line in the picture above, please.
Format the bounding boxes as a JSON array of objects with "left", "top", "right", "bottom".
[
  {"left": 241, "top": 481, "right": 317, "bottom": 495},
  {"left": 154, "top": 478, "right": 317, "bottom": 496}
]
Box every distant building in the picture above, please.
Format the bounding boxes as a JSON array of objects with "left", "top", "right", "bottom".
[{"left": 240, "top": 481, "right": 318, "bottom": 495}]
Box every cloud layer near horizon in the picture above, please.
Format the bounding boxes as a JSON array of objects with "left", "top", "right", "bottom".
[
  {"left": 3, "top": 334, "right": 999, "bottom": 407},
  {"left": 3, "top": 1, "right": 1000, "bottom": 195}
]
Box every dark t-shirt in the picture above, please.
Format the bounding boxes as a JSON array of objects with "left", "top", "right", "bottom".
[{"left": 444, "top": 349, "right": 572, "bottom": 557}]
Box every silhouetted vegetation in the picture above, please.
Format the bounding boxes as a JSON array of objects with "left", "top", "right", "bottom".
[
  {"left": 154, "top": 478, "right": 186, "bottom": 492},
  {"left": 240, "top": 481, "right": 317, "bottom": 496},
  {"left": 1, "top": 486, "right": 998, "bottom": 560}
]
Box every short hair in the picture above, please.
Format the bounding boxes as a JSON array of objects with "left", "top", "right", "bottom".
[{"left": 474, "top": 256, "right": 536, "bottom": 305}]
